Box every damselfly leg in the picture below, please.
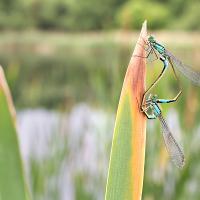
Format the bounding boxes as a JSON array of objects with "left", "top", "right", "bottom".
[
  {"left": 134, "top": 39, "right": 158, "bottom": 61},
  {"left": 142, "top": 56, "right": 182, "bottom": 107}
]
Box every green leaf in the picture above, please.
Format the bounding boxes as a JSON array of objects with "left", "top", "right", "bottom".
[
  {"left": 0, "top": 67, "right": 30, "bottom": 200},
  {"left": 105, "top": 21, "right": 147, "bottom": 200}
]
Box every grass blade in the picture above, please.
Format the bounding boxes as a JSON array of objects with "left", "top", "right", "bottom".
[
  {"left": 105, "top": 21, "right": 147, "bottom": 200},
  {"left": 0, "top": 67, "right": 30, "bottom": 200}
]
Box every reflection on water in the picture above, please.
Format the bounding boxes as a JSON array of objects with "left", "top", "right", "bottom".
[{"left": 17, "top": 103, "right": 114, "bottom": 200}]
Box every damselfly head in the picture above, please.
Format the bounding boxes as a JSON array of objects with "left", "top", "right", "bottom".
[{"left": 148, "top": 35, "right": 156, "bottom": 43}]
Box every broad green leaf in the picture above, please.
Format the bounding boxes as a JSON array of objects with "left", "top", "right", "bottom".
[
  {"left": 0, "top": 67, "right": 30, "bottom": 200},
  {"left": 106, "top": 21, "right": 147, "bottom": 200}
]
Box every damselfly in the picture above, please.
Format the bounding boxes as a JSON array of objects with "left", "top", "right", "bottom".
[
  {"left": 141, "top": 94, "right": 185, "bottom": 168},
  {"left": 146, "top": 35, "right": 200, "bottom": 91}
]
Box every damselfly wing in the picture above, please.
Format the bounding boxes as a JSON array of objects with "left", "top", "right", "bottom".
[{"left": 158, "top": 114, "right": 185, "bottom": 168}]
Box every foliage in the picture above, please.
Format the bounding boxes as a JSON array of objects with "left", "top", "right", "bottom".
[
  {"left": 0, "top": 0, "right": 198, "bottom": 30},
  {"left": 1, "top": 32, "right": 199, "bottom": 110},
  {"left": 175, "top": 2, "right": 200, "bottom": 30},
  {"left": 116, "top": 1, "right": 169, "bottom": 29},
  {"left": 0, "top": 0, "right": 124, "bottom": 31},
  {"left": 29, "top": 134, "right": 68, "bottom": 200},
  {"left": 1, "top": 32, "right": 129, "bottom": 109},
  {"left": 106, "top": 22, "right": 147, "bottom": 200},
  {"left": 75, "top": 175, "right": 94, "bottom": 200},
  {"left": 0, "top": 67, "right": 30, "bottom": 200}
]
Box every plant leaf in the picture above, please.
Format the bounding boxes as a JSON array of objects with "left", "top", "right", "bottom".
[
  {"left": 0, "top": 67, "right": 31, "bottom": 200},
  {"left": 105, "top": 21, "right": 147, "bottom": 200}
]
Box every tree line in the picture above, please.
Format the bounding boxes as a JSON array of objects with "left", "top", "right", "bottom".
[{"left": 0, "top": 0, "right": 199, "bottom": 31}]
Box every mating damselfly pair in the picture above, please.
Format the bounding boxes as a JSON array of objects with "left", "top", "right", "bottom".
[{"left": 137, "top": 35, "right": 200, "bottom": 168}]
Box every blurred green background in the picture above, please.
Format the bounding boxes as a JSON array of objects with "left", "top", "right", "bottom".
[{"left": 1, "top": 0, "right": 200, "bottom": 199}]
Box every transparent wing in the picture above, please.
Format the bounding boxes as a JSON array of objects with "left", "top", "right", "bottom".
[
  {"left": 158, "top": 114, "right": 185, "bottom": 168},
  {"left": 165, "top": 49, "right": 200, "bottom": 86}
]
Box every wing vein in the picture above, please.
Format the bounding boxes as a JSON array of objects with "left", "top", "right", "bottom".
[
  {"left": 158, "top": 114, "right": 185, "bottom": 168},
  {"left": 165, "top": 49, "right": 200, "bottom": 86}
]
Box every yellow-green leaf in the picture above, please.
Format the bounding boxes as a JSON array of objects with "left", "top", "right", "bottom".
[
  {"left": 0, "top": 67, "right": 30, "bottom": 200},
  {"left": 105, "top": 21, "right": 147, "bottom": 200}
]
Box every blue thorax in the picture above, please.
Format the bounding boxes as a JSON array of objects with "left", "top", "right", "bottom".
[{"left": 152, "top": 42, "right": 165, "bottom": 55}]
